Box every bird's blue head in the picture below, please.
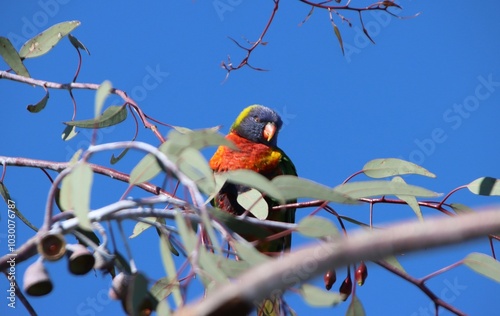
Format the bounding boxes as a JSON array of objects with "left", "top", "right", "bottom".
[{"left": 231, "top": 105, "right": 283, "bottom": 147}]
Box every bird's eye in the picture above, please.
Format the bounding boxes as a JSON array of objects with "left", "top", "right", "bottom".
[{"left": 253, "top": 116, "right": 260, "bottom": 122}]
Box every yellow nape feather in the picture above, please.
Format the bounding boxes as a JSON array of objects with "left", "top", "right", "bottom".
[{"left": 231, "top": 104, "right": 261, "bottom": 130}]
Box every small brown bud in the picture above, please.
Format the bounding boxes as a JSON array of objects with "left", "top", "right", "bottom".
[
  {"left": 355, "top": 261, "right": 368, "bottom": 286},
  {"left": 339, "top": 276, "right": 352, "bottom": 301},
  {"left": 323, "top": 269, "right": 337, "bottom": 291}
]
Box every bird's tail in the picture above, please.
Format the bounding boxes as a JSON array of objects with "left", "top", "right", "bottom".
[{"left": 257, "top": 297, "right": 282, "bottom": 316}]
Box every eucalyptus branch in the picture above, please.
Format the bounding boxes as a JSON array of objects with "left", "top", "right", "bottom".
[
  {"left": 221, "top": 0, "right": 280, "bottom": 79},
  {"left": 298, "top": 0, "right": 400, "bottom": 12},
  {"left": 221, "top": 0, "right": 410, "bottom": 77},
  {"left": 0, "top": 70, "right": 164, "bottom": 142},
  {"left": 0, "top": 197, "right": 184, "bottom": 272},
  {"left": 375, "top": 260, "right": 465, "bottom": 315},
  {"left": 0, "top": 155, "right": 176, "bottom": 198},
  {"left": 41, "top": 166, "right": 72, "bottom": 231},
  {"left": 173, "top": 207, "right": 500, "bottom": 316},
  {"left": 0, "top": 194, "right": 299, "bottom": 273},
  {"left": 3, "top": 271, "right": 37, "bottom": 316},
  {"left": 86, "top": 141, "right": 207, "bottom": 216}
]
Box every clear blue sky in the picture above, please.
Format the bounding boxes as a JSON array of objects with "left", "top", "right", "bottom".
[{"left": 1, "top": 1, "right": 500, "bottom": 315}]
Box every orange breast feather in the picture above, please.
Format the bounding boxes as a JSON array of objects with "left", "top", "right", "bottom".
[{"left": 209, "top": 132, "right": 282, "bottom": 177}]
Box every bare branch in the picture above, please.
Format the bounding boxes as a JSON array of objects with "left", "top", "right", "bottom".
[
  {"left": 221, "top": 0, "right": 280, "bottom": 77},
  {"left": 0, "top": 71, "right": 165, "bottom": 142},
  {"left": 174, "top": 207, "right": 500, "bottom": 316},
  {"left": 0, "top": 155, "right": 174, "bottom": 197}
]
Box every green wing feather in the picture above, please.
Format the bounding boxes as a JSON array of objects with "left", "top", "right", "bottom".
[{"left": 277, "top": 148, "right": 297, "bottom": 252}]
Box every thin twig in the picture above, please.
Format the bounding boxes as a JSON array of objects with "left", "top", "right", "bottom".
[
  {"left": 0, "top": 71, "right": 164, "bottom": 142},
  {"left": 174, "top": 207, "right": 500, "bottom": 316}
]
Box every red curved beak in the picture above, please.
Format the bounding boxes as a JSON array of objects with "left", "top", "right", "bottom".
[{"left": 263, "top": 122, "right": 276, "bottom": 142}]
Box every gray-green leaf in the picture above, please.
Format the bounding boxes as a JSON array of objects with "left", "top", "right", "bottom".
[
  {"left": 223, "top": 169, "right": 284, "bottom": 202},
  {"left": 467, "top": 177, "right": 500, "bottom": 196},
  {"left": 363, "top": 158, "right": 436, "bottom": 179},
  {"left": 0, "top": 182, "right": 38, "bottom": 232},
  {"left": 237, "top": 188, "right": 268, "bottom": 220},
  {"left": 296, "top": 216, "right": 339, "bottom": 238},
  {"left": 346, "top": 296, "right": 366, "bottom": 316},
  {"left": 159, "top": 237, "right": 183, "bottom": 307},
  {"left": 300, "top": 284, "right": 343, "bottom": 307},
  {"left": 60, "top": 163, "right": 93, "bottom": 230},
  {"left": 334, "top": 181, "right": 440, "bottom": 199},
  {"left": 392, "top": 176, "right": 423, "bottom": 222},
  {"left": 27, "top": 89, "right": 49, "bottom": 113},
  {"left": 64, "top": 105, "right": 127, "bottom": 128},
  {"left": 130, "top": 218, "right": 156, "bottom": 238},
  {"left": 19, "top": 20, "right": 81, "bottom": 58},
  {"left": 68, "top": 33, "right": 90, "bottom": 55},
  {"left": 0, "top": 37, "right": 30, "bottom": 77},
  {"left": 463, "top": 252, "right": 500, "bottom": 283},
  {"left": 61, "top": 125, "right": 78, "bottom": 141},
  {"left": 450, "top": 203, "right": 474, "bottom": 215},
  {"left": 272, "top": 175, "right": 357, "bottom": 204},
  {"left": 94, "top": 80, "right": 112, "bottom": 118}
]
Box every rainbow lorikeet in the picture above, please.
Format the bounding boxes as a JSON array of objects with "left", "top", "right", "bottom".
[
  {"left": 209, "top": 105, "right": 297, "bottom": 315},
  {"left": 209, "top": 105, "right": 297, "bottom": 254}
]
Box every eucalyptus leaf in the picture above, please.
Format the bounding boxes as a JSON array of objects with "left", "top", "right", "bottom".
[
  {"left": 129, "top": 143, "right": 166, "bottom": 185},
  {"left": 0, "top": 37, "right": 30, "bottom": 77},
  {"left": 64, "top": 105, "right": 127, "bottom": 128},
  {"left": 114, "top": 251, "right": 132, "bottom": 275},
  {"left": 223, "top": 169, "right": 284, "bottom": 202},
  {"left": 392, "top": 176, "right": 423, "bottom": 222},
  {"left": 150, "top": 277, "right": 174, "bottom": 303},
  {"left": 110, "top": 147, "right": 130, "bottom": 164},
  {"left": 0, "top": 182, "right": 38, "bottom": 232},
  {"left": 19, "top": 20, "right": 81, "bottom": 58},
  {"left": 71, "top": 163, "right": 93, "bottom": 231},
  {"left": 60, "top": 163, "right": 93, "bottom": 231},
  {"left": 130, "top": 218, "right": 156, "bottom": 238},
  {"left": 68, "top": 33, "right": 90, "bottom": 55},
  {"left": 159, "top": 237, "right": 183, "bottom": 307},
  {"left": 297, "top": 216, "right": 339, "bottom": 238},
  {"left": 166, "top": 128, "right": 237, "bottom": 154},
  {"left": 174, "top": 212, "right": 196, "bottom": 252},
  {"left": 450, "top": 203, "right": 474, "bottom": 215},
  {"left": 206, "top": 173, "right": 229, "bottom": 204},
  {"left": 95, "top": 80, "right": 112, "bottom": 118},
  {"left": 379, "top": 255, "right": 406, "bottom": 274},
  {"left": 27, "top": 89, "right": 49, "bottom": 113},
  {"left": 346, "top": 296, "right": 366, "bottom": 316},
  {"left": 216, "top": 255, "right": 251, "bottom": 278},
  {"left": 175, "top": 147, "right": 215, "bottom": 195},
  {"left": 232, "top": 241, "right": 269, "bottom": 265},
  {"left": 338, "top": 215, "right": 369, "bottom": 227},
  {"left": 68, "top": 149, "right": 83, "bottom": 164},
  {"left": 61, "top": 125, "right": 78, "bottom": 141},
  {"left": 300, "top": 284, "right": 343, "bottom": 307},
  {"left": 463, "top": 252, "right": 500, "bottom": 283},
  {"left": 332, "top": 24, "right": 344, "bottom": 55},
  {"left": 334, "top": 181, "right": 440, "bottom": 199},
  {"left": 128, "top": 272, "right": 153, "bottom": 316},
  {"left": 467, "top": 177, "right": 500, "bottom": 196},
  {"left": 209, "top": 207, "right": 270, "bottom": 239},
  {"left": 272, "top": 175, "right": 357, "bottom": 204},
  {"left": 198, "top": 248, "right": 229, "bottom": 284},
  {"left": 363, "top": 158, "right": 436, "bottom": 179},
  {"left": 155, "top": 300, "right": 171, "bottom": 316},
  {"left": 237, "top": 188, "right": 269, "bottom": 220}
]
